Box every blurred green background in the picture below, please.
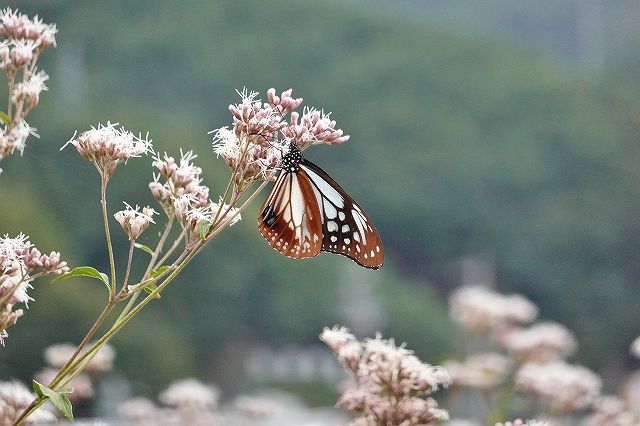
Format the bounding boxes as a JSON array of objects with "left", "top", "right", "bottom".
[{"left": 2, "top": 0, "right": 640, "bottom": 407}]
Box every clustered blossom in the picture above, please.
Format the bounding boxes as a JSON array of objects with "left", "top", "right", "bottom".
[
  {"left": 0, "top": 234, "right": 69, "bottom": 345},
  {"left": 149, "top": 149, "right": 210, "bottom": 213},
  {"left": 173, "top": 193, "right": 241, "bottom": 243},
  {"left": 114, "top": 202, "right": 157, "bottom": 240},
  {"left": 583, "top": 396, "right": 637, "bottom": 426},
  {"left": 515, "top": 361, "right": 601, "bottom": 414},
  {"left": 63, "top": 122, "right": 153, "bottom": 179},
  {"left": 159, "top": 378, "right": 219, "bottom": 411},
  {"left": 449, "top": 286, "right": 538, "bottom": 333},
  {"left": 156, "top": 378, "right": 219, "bottom": 424},
  {"left": 0, "top": 380, "right": 56, "bottom": 425},
  {"left": 0, "top": 8, "right": 57, "bottom": 49},
  {"left": 496, "top": 322, "right": 577, "bottom": 363},
  {"left": 0, "top": 8, "right": 56, "bottom": 165},
  {"left": 212, "top": 88, "right": 349, "bottom": 188},
  {"left": 321, "top": 326, "right": 450, "bottom": 425},
  {"left": 444, "top": 352, "right": 513, "bottom": 390}
]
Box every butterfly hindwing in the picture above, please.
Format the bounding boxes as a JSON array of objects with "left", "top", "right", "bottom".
[
  {"left": 258, "top": 169, "right": 323, "bottom": 259},
  {"left": 300, "top": 159, "right": 384, "bottom": 270}
]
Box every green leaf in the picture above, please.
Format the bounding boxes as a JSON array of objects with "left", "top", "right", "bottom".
[
  {"left": 128, "top": 278, "right": 161, "bottom": 299},
  {"left": 0, "top": 111, "right": 10, "bottom": 126},
  {"left": 32, "top": 380, "right": 74, "bottom": 421},
  {"left": 134, "top": 242, "right": 154, "bottom": 255},
  {"left": 143, "top": 282, "right": 160, "bottom": 297},
  {"left": 52, "top": 266, "right": 110, "bottom": 292},
  {"left": 150, "top": 265, "right": 170, "bottom": 278},
  {"left": 197, "top": 219, "right": 212, "bottom": 240}
]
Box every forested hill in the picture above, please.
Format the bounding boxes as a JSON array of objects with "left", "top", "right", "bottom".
[{"left": 2, "top": 0, "right": 640, "bottom": 388}]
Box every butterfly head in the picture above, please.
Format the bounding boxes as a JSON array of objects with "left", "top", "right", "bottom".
[{"left": 280, "top": 143, "right": 303, "bottom": 172}]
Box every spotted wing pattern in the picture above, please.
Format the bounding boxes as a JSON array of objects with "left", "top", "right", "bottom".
[
  {"left": 300, "top": 160, "right": 384, "bottom": 270},
  {"left": 258, "top": 170, "right": 323, "bottom": 259}
]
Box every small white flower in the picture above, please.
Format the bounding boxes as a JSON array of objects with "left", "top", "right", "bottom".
[
  {"left": 12, "top": 70, "right": 48, "bottom": 107},
  {"left": 62, "top": 122, "right": 153, "bottom": 178},
  {"left": 320, "top": 325, "right": 356, "bottom": 354},
  {"left": 211, "top": 126, "right": 240, "bottom": 163},
  {"left": 515, "top": 361, "right": 601, "bottom": 414},
  {"left": 114, "top": 202, "right": 157, "bottom": 240},
  {"left": 159, "top": 378, "right": 219, "bottom": 411},
  {"left": 0, "top": 233, "right": 30, "bottom": 272}
]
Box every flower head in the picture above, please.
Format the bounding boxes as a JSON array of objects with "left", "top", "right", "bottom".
[
  {"left": 0, "top": 8, "right": 57, "bottom": 49},
  {"left": 114, "top": 202, "right": 157, "bottom": 240},
  {"left": 283, "top": 107, "right": 350, "bottom": 148},
  {"left": 159, "top": 378, "right": 219, "bottom": 411},
  {"left": 150, "top": 150, "right": 209, "bottom": 212},
  {"left": 0, "top": 120, "right": 38, "bottom": 159},
  {"left": 11, "top": 69, "right": 48, "bottom": 108},
  {"left": 62, "top": 122, "right": 153, "bottom": 179},
  {"left": 515, "top": 361, "right": 601, "bottom": 414},
  {"left": 0, "top": 234, "right": 67, "bottom": 345},
  {"left": 0, "top": 380, "right": 57, "bottom": 424},
  {"left": 449, "top": 286, "right": 538, "bottom": 333},
  {"left": 212, "top": 87, "right": 349, "bottom": 188},
  {"left": 444, "top": 352, "right": 513, "bottom": 390},
  {"left": 497, "top": 322, "right": 577, "bottom": 363},
  {"left": 324, "top": 327, "right": 450, "bottom": 425}
]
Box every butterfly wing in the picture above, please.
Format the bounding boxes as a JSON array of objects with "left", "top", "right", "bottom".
[
  {"left": 258, "top": 169, "right": 323, "bottom": 259},
  {"left": 300, "top": 159, "right": 384, "bottom": 269}
]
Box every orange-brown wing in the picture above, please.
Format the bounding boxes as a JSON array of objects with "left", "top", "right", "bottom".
[
  {"left": 300, "top": 160, "right": 384, "bottom": 270},
  {"left": 258, "top": 170, "right": 323, "bottom": 259}
]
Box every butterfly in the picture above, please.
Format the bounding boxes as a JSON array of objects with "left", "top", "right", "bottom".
[{"left": 258, "top": 143, "right": 383, "bottom": 269}]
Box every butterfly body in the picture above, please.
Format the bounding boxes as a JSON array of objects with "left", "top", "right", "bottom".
[{"left": 258, "top": 143, "right": 383, "bottom": 269}]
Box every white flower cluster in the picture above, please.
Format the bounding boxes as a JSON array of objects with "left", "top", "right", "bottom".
[
  {"left": 0, "top": 381, "right": 56, "bottom": 425},
  {"left": 497, "top": 322, "right": 577, "bottom": 363},
  {"left": 0, "top": 234, "right": 68, "bottom": 345},
  {"left": 515, "top": 361, "right": 601, "bottom": 414},
  {"left": 444, "top": 352, "right": 513, "bottom": 390},
  {"left": 321, "top": 326, "right": 450, "bottom": 425},
  {"left": 0, "top": 8, "right": 56, "bottom": 165},
  {"left": 114, "top": 202, "right": 157, "bottom": 241},
  {"left": 212, "top": 88, "right": 349, "bottom": 187},
  {"left": 120, "top": 378, "right": 220, "bottom": 424},
  {"left": 449, "top": 286, "right": 538, "bottom": 333},
  {"left": 63, "top": 122, "right": 153, "bottom": 179}
]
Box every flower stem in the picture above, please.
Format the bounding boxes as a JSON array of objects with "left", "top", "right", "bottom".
[
  {"left": 144, "top": 215, "right": 174, "bottom": 278},
  {"left": 13, "top": 177, "right": 269, "bottom": 426},
  {"left": 100, "top": 176, "right": 117, "bottom": 299},
  {"left": 119, "top": 240, "right": 135, "bottom": 294}
]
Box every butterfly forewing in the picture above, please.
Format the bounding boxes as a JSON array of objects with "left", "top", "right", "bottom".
[
  {"left": 300, "top": 160, "right": 384, "bottom": 269},
  {"left": 258, "top": 170, "right": 323, "bottom": 259}
]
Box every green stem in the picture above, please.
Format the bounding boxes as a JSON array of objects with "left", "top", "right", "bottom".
[
  {"left": 100, "top": 177, "right": 117, "bottom": 299},
  {"left": 144, "top": 215, "right": 174, "bottom": 278},
  {"left": 13, "top": 179, "right": 269, "bottom": 426},
  {"left": 12, "top": 300, "right": 117, "bottom": 426},
  {"left": 154, "top": 229, "right": 184, "bottom": 270},
  {"left": 120, "top": 240, "right": 135, "bottom": 294}
]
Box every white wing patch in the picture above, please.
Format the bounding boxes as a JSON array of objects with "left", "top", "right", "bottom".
[{"left": 303, "top": 166, "right": 344, "bottom": 208}]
